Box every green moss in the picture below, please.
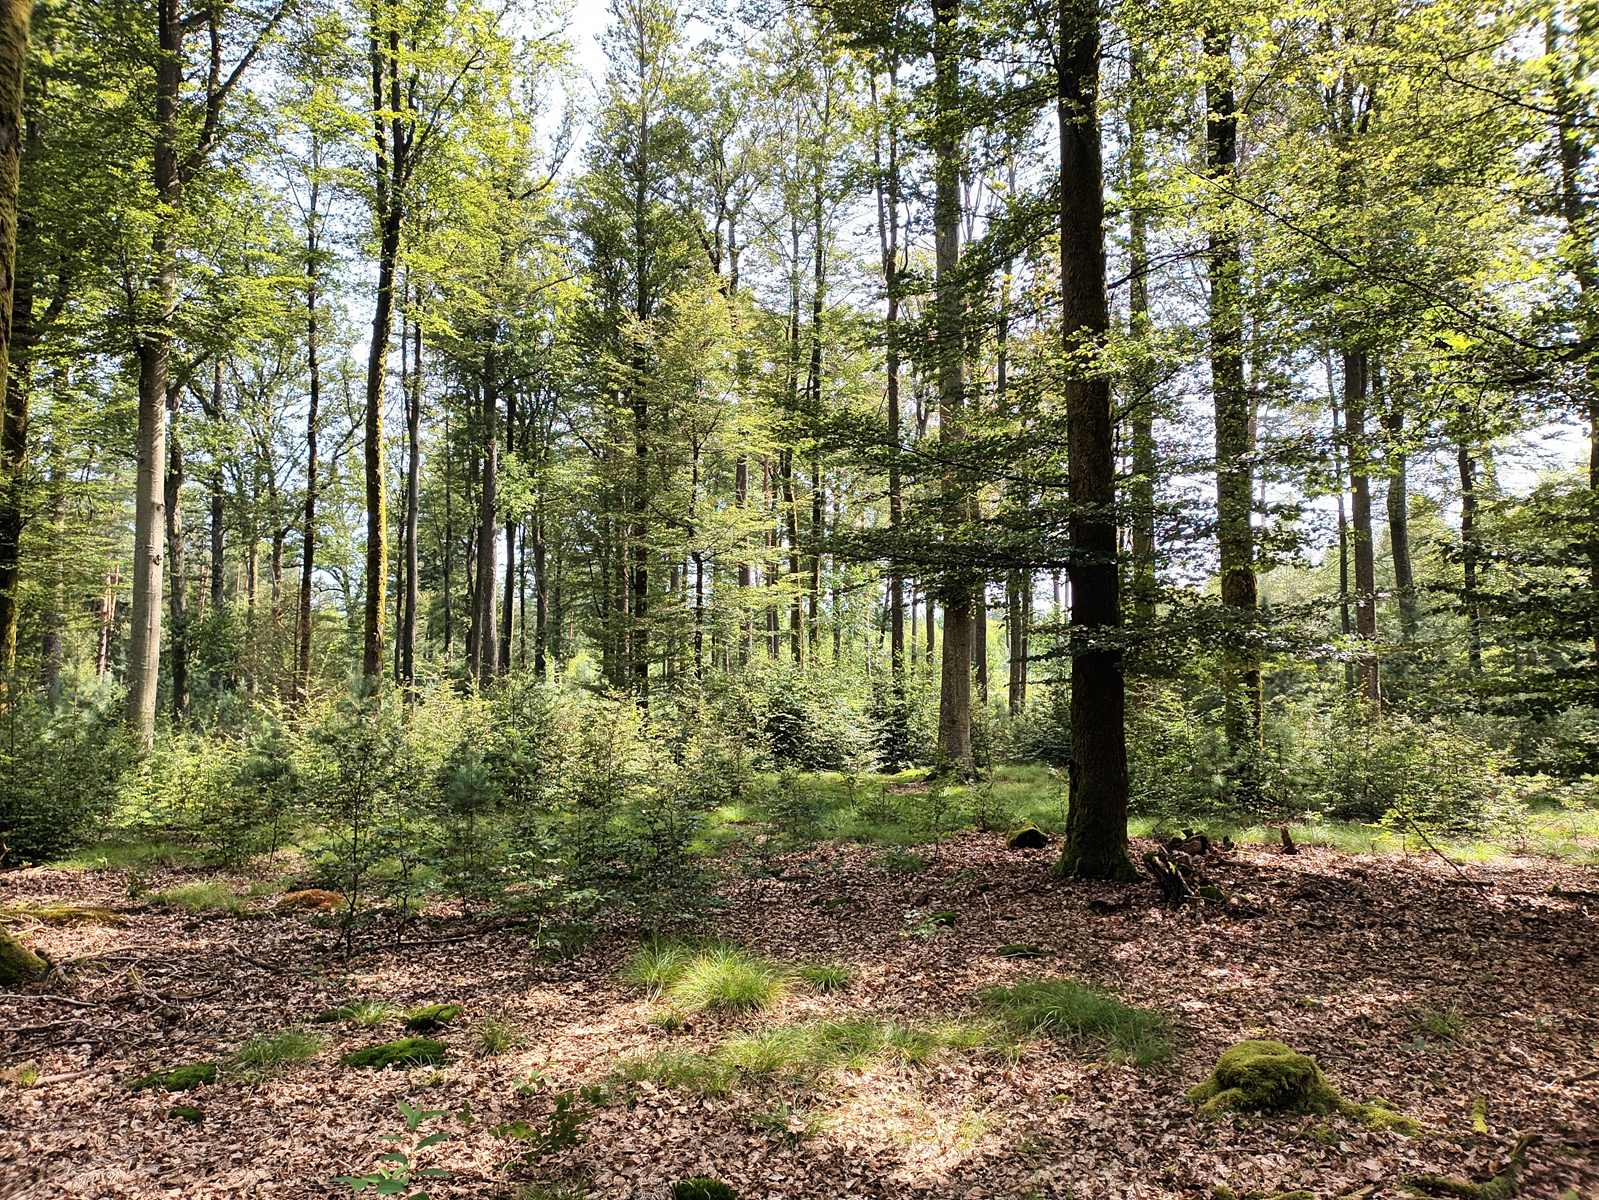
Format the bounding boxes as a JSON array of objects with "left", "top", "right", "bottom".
[
  {"left": 131, "top": 1063, "right": 219, "bottom": 1092},
  {"left": 1190, "top": 1040, "right": 1419, "bottom": 1134},
  {"left": 1188, "top": 1040, "right": 1340, "bottom": 1115},
  {"left": 0, "top": 927, "right": 46, "bottom": 986},
  {"left": 404, "top": 1003, "right": 464, "bottom": 1032},
  {"left": 340, "top": 1037, "right": 447, "bottom": 1070},
  {"left": 1006, "top": 823, "right": 1049, "bottom": 849},
  {"left": 672, "top": 1178, "right": 738, "bottom": 1200},
  {"left": 1, "top": 902, "right": 127, "bottom": 927},
  {"left": 168, "top": 1104, "right": 203, "bottom": 1123},
  {"left": 995, "top": 944, "right": 1050, "bottom": 959}
]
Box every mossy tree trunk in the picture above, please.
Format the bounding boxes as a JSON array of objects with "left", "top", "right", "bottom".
[{"left": 0, "top": 925, "right": 45, "bottom": 986}]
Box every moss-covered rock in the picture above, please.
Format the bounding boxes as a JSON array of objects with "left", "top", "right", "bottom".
[
  {"left": 0, "top": 927, "right": 47, "bottom": 987},
  {"left": 672, "top": 1180, "right": 738, "bottom": 1200},
  {"left": 130, "top": 1063, "right": 219, "bottom": 1092},
  {"left": 1006, "top": 823, "right": 1050, "bottom": 850},
  {"left": 340, "top": 1037, "right": 447, "bottom": 1070},
  {"left": 1189, "top": 1039, "right": 1341, "bottom": 1115},
  {"left": 404, "top": 1003, "right": 463, "bottom": 1033},
  {"left": 1190, "top": 1040, "right": 1420, "bottom": 1134}
]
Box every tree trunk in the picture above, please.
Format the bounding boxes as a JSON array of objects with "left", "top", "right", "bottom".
[
  {"left": 473, "top": 348, "right": 498, "bottom": 688},
  {"left": 1343, "top": 349, "right": 1380, "bottom": 706},
  {"left": 126, "top": 0, "right": 183, "bottom": 744},
  {"left": 932, "top": 0, "right": 972, "bottom": 773},
  {"left": 1056, "top": 0, "right": 1134, "bottom": 882},
  {"left": 401, "top": 310, "right": 420, "bottom": 687},
  {"left": 1381, "top": 375, "right": 1418, "bottom": 644},
  {"left": 872, "top": 67, "right": 906, "bottom": 689},
  {"left": 1458, "top": 440, "right": 1483, "bottom": 676},
  {"left": 1204, "top": 27, "right": 1261, "bottom": 761},
  {"left": 296, "top": 164, "right": 322, "bottom": 707},
  {"left": 1127, "top": 43, "right": 1157, "bottom": 627},
  {"left": 499, "top": 387, "right": 516, "bottom": 675},
  {"left": 0, "top": 0, "right": 25, "bottom": 682},
  {"left": 165, "top": 384, "right": 188, "bottom": 722}
]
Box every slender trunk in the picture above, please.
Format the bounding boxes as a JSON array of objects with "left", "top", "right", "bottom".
[
  {"left": 1344, "top": 348, "right": 1380, "bottom": 706},
  {"left": 1329, "top": 364, "right": 1354, "bottom": 694},
  {"left": 1126, "top": 44, "right": 1156, "bottom": 626},
  {"left": 1057, "top": 0, "right": 1133, "bottom": 881},
  {"left": 1381, "top": 374, "right": 1417, "bottom": 644},
  {"left": 442, "top": 407, "right": 453, "bottom": 657},
  {"left": 1458, "top": 441, "right": 1483, "bottom": 675},
  {"left": 1204, "top": 27, "right": 1261, "bottom": 758},
  {"left": 872, "top": 67, "right": 906, "bottom": 688},
  {"left": 296, "top": 167, "right": 322, "bottom": 706},
  {"left": 0, "top": 0, "right": 26, "bottom": 674},
  {"left": 499, "top": 387, "right": 515, "bottom": 675},
  {"left": 96, "top": 563, "right": 118, "bottom": 679},
  {"left": 736, "top": 456, "right": 751, "bottom": 663},
  {"left": 401, "top": 297, "right": 420, "bottom": 686},
  {"left": 39, "top": 449, "right": 62, "bottom": 701},
  {"left": 533, "top": 505, "right": 547, "bottom": 679},
  {"left": 165, "top": 384, "right": 188, "bottom": 722},
  {"left": 474, "top": 348, "right": 498, "bottom": 688}
]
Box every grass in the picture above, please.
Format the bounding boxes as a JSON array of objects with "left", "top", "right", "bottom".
[
  {"left": 50, "top": 839, "right": 204, "bottom": 872},
  {"left": 980, "top": 977, "right": 1174, "bottom": 1067},
  {"left": 231, "top": 1029, "right": 323, "bottom": 1080},
  {"left": 794, "top": 963, "right": 852, "bottom": 992},
  {"left": 621, "top": 942, "right": 789, "bottom": 1015},
  {"left": 1407, "top": 1003, "right": 1469, "bottom": 1043},
  {"left": 314, "top": 998, "right": 399, "bottom": 1026},
  {"left": 475, "top": 1016, "right": 520, "bottom": 1056},
  {"left": 615, "top": 1016, "right": 1006, "bottom": 1096},
  {"left": 150, "top": 879, "right": 243, "bottom": 914}
]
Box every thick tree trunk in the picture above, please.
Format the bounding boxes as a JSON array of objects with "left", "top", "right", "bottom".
[
  {"left": 1344, "top": 349, "right": 1380, "bottom": 706},
  {"left": 1056, "top": 0, "right": 1133, "bottom": 881},
  {"left": 932, "top": 0, "right": 972, "bottom": 773},
  {"left": 1204, "top": 28, "right": 1261, "bottom": 760}
]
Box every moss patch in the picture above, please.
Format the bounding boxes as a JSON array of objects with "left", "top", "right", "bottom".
[
  {"left": 340, "top": 1038, "right": 447, "bottom": 1070},
  {"left": 168, "top": 1104, "right": 204, "bottom": 1123},
  {"left": 130, "top": 1063, "right": 219, "bottom": 1092},
  {"left": 404, "top": 1003, "right": 464, "bottom": 1033},
  {"left": 276, "top": 889, "right": 345, "bottom": 913},
  {"left": 672, "top": 1178, "right": 738, "bottom": 1200},
  {"left": 1, "top": 902, "right": 127, "bottom": 927},
  {"left": 1189, "top": 1040, "right": 1418, "bottom": 1134},
  {"left": 1006, "top": 823, "right": 1049, "bottom": 849}
]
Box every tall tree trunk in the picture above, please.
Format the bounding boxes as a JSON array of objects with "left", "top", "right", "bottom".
[
  {"left": 126, "top": 0, "right": 183, "bottom": 744},
  {"left": 1381, "top": 373, "right": 1418, "bottom": 645},
  {"left": 1329, "top": 363, "right": 1355, "bottom": 694},
  {"left": 736, "top": 455, "right": 751, "bottom": 663},
  {"left": 296, "top": 163, "right": 322, "bottom": 707},
  {"left": 1126, "top": 43, "right": 1156, "bottom": 627},
  {"left": 1548, "top": 11, "right": 1598, "bottom": 663},
  {"left": 533, "top": 505, "right": 547, "bottom": 679},
  {"left": 499, "top": 387, "right": 516, "bottom": 675},
  {"left": 1204, "top": 27, "right": 1261, "bottom": 761},
  {"left": 931, "top": 0, "right": 972, "bottom": 772},
  {"left": 442, "top": 407, "right": 453, "bottom": 657},
  {"left": 1006, "top": 569, "right": 1029, "bottom": 715},
  {"left": 1344, "top": 349, "right": 1380, "bottom": 706},
  {"left": 473, "top": 349, "right": 498, "bottom": 688},
  {"left": 0, "top": 0, "right": 24, "bottom": 683},
  {"left": 1458, "top": 440, "right": 1483, "bottom": 676},
  {"left": 1056, "top": 0, "right": 1133, "bottom": 881},
  {"left": 872, "top": 67, "right": 906, "bottom": 688},
  {"left": 361, "top": 13, "right": 404, "bottom": 683},
  {"left": 39, "top": 448, "right": 62, "bottom": 702},
  {"left": 401, "top": 312, "right": 420, "bottom": 685},
  {"left": 165, "top": 384, "right": 188, "bottom": 722}
]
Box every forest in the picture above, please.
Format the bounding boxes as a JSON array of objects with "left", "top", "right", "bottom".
[{"left": 0, "top": 0, "right": 1596, "bottom": 1196}]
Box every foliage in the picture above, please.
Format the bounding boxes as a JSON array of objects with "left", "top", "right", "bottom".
[{"left": 980, "top": 978, "right": 1174, "bottom": 1066}]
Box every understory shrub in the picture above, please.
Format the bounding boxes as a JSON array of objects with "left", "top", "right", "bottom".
[{"left": 0, "top": 698, "right": 133, "bottom": 864}]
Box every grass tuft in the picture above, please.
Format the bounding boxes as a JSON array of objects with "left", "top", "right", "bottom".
[
  {"left": 621, "top": 942, "right": 788, "bottom": 1015},
  {"left": 314, "top": 998, "right": 398, "bottom": 1026},
  {"left": 150, "top": 880, "right": 243, "bottom": 914},
  {"left": 1407, "top": 1003, "right": 1469, "bottom": 1043},
  {"left": 981, "top": 977, "right": 1173, "bottom": 1066},
  {"left": 231, "top": 1029, "right": 322, "bottom": 1079},
  {"left": 794, "top": 963, "right": 852, "bottom": 992},
  {"left": 475, "top": 1016, "right": 520, "bottom": 1056}
]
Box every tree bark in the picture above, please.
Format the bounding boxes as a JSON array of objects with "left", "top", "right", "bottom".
[
  {"left": 165, "top": 384, "right": 188, "bottom": 722},
  {"left": 1204, "top": 27, "right": 1261, "bottom": 759},
  {"left": 1458, "top": 440, "right": 1483, "bottom": 676},
  {"left": 473, "top": 348, "right": 498, "bottom": 688},
  {"left": 1056, "top": 0, "right": 1133, "bottom": 881},
  {"left": 872, "top": 66, "right": 906, "bottom": 689},
  {"left": 1126, "top": 43, "right": 1157, "bottom": 628},
  {"left": 296, "top": 161, "right": 322, "bottom": 706},
  {"left": 931, "top": 0, "right": 972, "bottom": 773},
  {"left": 1381, "top": 374, "right": 1418, "bottom": 644},
  {"left": 1344, "top": 349, "right": 1380, "bottom": 706}
]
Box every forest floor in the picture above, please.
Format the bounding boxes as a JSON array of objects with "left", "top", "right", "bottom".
[{"left": 2, "top": 830, "right": 1597, "bottom": 1200}]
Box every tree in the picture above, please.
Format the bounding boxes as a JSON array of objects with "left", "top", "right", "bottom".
[{"left": 1055, "top": 0, "right": 1133, "bottom": 882}]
